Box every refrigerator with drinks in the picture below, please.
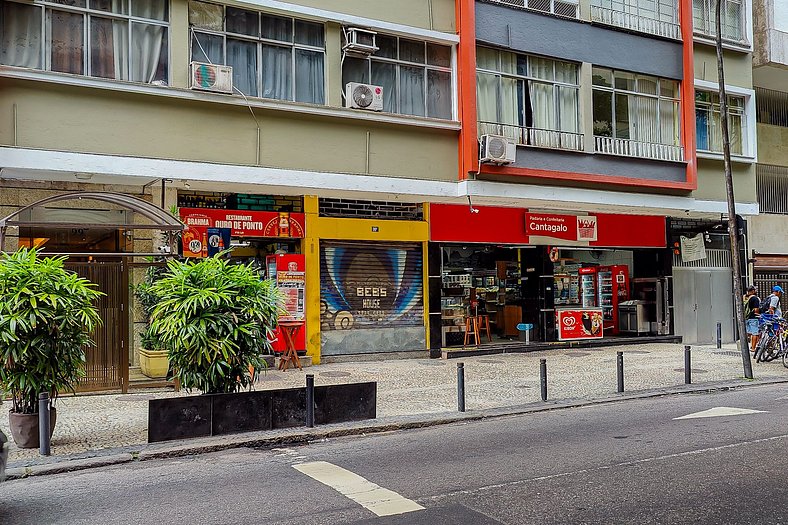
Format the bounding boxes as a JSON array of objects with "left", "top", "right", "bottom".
[
  {"left": 266, "top": 254, "right": 306, "bottom": 353},
  {"left": 597, "top": 265, "right": 629, "bottom": 335},
  {"left": 578, "top": 267, "right": 597, "bottom": 308}
]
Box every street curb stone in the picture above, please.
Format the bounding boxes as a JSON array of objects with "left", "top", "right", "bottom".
[{"left": 5, "top": 377, "right": 787, "bottom": 481}]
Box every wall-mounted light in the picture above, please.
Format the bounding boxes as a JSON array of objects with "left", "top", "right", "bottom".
[{"left": 74, "top": 173, "right": 93, "bottom": 180}]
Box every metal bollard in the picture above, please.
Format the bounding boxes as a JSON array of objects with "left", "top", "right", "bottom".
[
  {"left": 39, "top": 392, "right": 51, "bottom": 456},
  {"left": 540, "top": 359, "right": 547, "bottom": 401},
  {"left": 305, "top": 374, "right": 315, "bottom": 428},
  {"left": 717, "top": 322, "right": 722, "bottom": 349},
  {"left": 684, "top": 345, "right": 692, "bottom": 384},
  {"left": 457, "top": 362, "right": 466, "bottom": 412},
  {"left": 616, "top": 351, "right": 624, "bottom": 393}
]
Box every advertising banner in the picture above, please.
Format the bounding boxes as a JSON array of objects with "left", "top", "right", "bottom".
[
  {"left": 179, "top": 208, "right": 305, "bottom": 238},
  {"left": 206, "top": 228, "right": 231, "bottom": 257},
  {"left": 556, "top": 308, "right": 604, "bottom": 341},
  {"left": 525, "top": 213, "right": 598, "bottom": 242}
]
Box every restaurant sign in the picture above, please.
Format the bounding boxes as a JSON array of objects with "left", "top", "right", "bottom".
[
  {"left": 179, "top": 208, "right": 305, "bottom": 238},
  {"left": 525, "top": 213, "right": 598, "bottom": 242}
]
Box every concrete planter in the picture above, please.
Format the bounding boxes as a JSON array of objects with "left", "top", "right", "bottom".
[
  {"left": 8, "top": 408, "right": 57, "bottom": 449},
  {"left": 139, "top": 349, "right": 169, "bottom": 379}
]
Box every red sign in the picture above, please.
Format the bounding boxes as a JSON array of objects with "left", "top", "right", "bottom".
[
  {"left": 179, "top": 208, "right": 305, "bottom": 238},
  {"left": 556, "top": 308, "right": 604, "bottom": 341}
]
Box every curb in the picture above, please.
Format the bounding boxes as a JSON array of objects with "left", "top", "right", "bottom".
[{"left": 6, "top": 376, "right": 788, "bottom": 481}]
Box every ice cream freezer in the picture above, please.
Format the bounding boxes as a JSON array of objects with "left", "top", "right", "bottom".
[{"left": 618, "top": 300, "right": 655, "bottom": 335}]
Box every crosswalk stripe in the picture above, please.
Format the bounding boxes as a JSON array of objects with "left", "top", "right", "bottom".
[
  {"left": 293, "top": 461, "right": 425, "bottom": 517},
  {"left": 673, "top": 406, "right": 767, "bottom": 420}
]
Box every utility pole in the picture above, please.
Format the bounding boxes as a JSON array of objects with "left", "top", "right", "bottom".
[{"left": 715, "top": 0, "right": 753, "bottom": 378}]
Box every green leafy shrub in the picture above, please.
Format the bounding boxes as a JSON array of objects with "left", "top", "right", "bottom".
[
  {"left": 148, "top": 255, "right": 284, "bottom": 394},
  {"left": 134, "top": 266, "right": 166, "bottom": 351},
  {"left": 0, "top": 249, "right": 102, "bottom": 414}
]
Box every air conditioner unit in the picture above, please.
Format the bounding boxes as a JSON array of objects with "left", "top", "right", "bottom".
[
  {"left": 345, "top": 82, "right": 384, "bottom": 112},
  {"left": 190, "top": 62, "right": 233, "bottom": 94},
  {"left": 343, "top": 27, "right": 379, "bottom": 56},
  {"left": 479, "top": 134, "right": 516, "bottom": 165}
]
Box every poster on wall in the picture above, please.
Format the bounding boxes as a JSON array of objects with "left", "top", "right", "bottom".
[
  {"left": 556, "top": 308, "right": 604, "bottom": 341},
  {"left": 320, "top": 243, "right": 424, "bottom": 333}
]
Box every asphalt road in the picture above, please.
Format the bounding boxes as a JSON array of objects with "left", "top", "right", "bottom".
[{"left": 2, "top": 384, "right": 788, "bottom": 525}]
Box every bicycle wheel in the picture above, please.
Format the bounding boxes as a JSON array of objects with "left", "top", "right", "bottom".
[
  {"left": 764, "top": 336, "right": 780, "bottom": 362},
  {"left": 755, "top": 335, "right": 770, "bottom": 362}
]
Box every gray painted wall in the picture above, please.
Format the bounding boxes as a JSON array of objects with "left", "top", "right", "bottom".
[
  {"left": 511, "top": 147, "right": 686, "bottom": 182},
  {"left": 476, "top": 2, "right": 684, "bottom": 80}
]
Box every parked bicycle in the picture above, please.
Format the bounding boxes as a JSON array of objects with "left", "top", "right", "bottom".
[{"left": 753, "top": 314, "right": 788, "bottom": 368}]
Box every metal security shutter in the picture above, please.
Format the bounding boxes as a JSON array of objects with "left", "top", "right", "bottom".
[{"left": 320, "top": 241, "right": 424, "bottom": 355}]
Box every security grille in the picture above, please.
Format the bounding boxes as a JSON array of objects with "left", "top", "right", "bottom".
[
  {"left": 672, "top": 248, "right": 732, "bottom": 268},
  {"left": 756, "top": 88, "right": 788, "bottom": 128},
  {"left": 481, "top": 0, "right": 579, "bottom": 19},
  {"left": 756, "top": 164, "right": 788, "bottom": 215},
  {"left": 692, "top": 0, "right": 747, "bottom": 44},
  {"left": 754, "top": 271, "right": 788, "bottom": 297}
]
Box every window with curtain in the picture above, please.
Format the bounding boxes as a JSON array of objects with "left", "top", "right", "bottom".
[
  {"left": 475, "top": 46, "right": 579, "bottom": 145},
  {"left": 592, "top": 66, "right": 680, "bottom": 146},
  {"left": 189, "top": 2, "right": 324, "bottom": 103},
  {"left": 0, "top": 0, "right": 169, "bottom": 83},
  {"left": 341, "top": 33, "right": 453, "bottom": 120},
  {"left": 695, "top": 90, "right": 746, "bottom": 155}
]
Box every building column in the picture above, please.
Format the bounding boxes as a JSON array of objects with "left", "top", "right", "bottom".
[
  {"left": 303, "top": 195, "right": 322, "bottom": 364},
  {"left": 579, "top": 62, "right": 595, "bottom": 154}
]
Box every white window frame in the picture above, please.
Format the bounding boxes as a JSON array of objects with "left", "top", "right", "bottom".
[
  {"left": 694, "top": 80, "right": 756, "bottom": 162},
  {"left": 0, "top": 0, "right": 171, "bottom": 83}
]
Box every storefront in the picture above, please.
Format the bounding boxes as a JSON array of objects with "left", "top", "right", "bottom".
[{"left": 429, "top": 204, "right": 671, "bottom": 346}]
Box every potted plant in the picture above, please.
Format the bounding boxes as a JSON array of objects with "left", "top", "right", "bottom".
[
  {"left": 148, "top": 254, "right": 283, "bottom": 394},
  {"left": 134, "top": 266, "right": 169, "bottom": 379},
  {"left": 0, "top": 249, "right": 102, "bottom": 448}
]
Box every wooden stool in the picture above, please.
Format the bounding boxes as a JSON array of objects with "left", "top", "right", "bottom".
[
  {"left": 463, "top": 316, "right": 480, "bottom": 347},
  {"left": 477, "top": 315, "right": 492, "bottom": 342}
]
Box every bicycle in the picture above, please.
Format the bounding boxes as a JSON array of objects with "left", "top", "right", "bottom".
[{"left": 753, "top": 314, "right": 788, "bottom": 367}]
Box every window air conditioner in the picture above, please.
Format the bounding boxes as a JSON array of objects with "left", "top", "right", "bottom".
[
  {"left": 479, "top": 134, "right": 516, "bottom": 165},
  {"left": 190, "top": 62, "right": 233, "bottom": 94},
  {"left": 343, "top": 27, "right": 379, "bottom": 56},
  {"left": 345, "top": 82, "right": 384, "bottom": 112}
]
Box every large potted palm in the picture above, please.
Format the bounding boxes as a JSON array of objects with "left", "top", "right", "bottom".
[
  {"left": 0, "top": 249, "right": 102, "bottom": 448},
  {"left": 147, "top": 254, "right": 283, "bottom": 394}
]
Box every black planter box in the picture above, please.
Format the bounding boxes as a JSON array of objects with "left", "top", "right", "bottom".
[{"left": 148, "top": 382, "right": 376, "bottom": 443}]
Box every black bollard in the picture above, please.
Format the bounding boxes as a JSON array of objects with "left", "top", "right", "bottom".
[
  {"left": 305, "top": 374, "right": 315, "bottom": 428},
  {"left": 684, "top": 345, "right": 692, "bottom": 384},
  {"left": 39, "top": 392, "right": 51, "bottom": 456},
  {"left": 617, "top": 351, "right": 624, "bottom": 393},
  {"left": 540, "top": 359, "right": 547, "bottom": 401},
  {"left": 717, "top": 322, "right": 722, "bottom": 349},
  {"left": 457, "top": 362, "right": 466, "bottom": 412}
]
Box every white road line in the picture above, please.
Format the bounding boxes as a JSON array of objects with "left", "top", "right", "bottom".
[
  {"left": 293, "top": 461, "right": 425, "bottom": 517},
  {"left": 673, "top": 406, "right": 767, "bottom": 420}
]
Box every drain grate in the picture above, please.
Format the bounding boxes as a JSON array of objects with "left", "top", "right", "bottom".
[
  {"left": 478, "top": 359, "right": 505, "bottom": 364},
  {"left": 418, "top": 361, "right": 446, "bottom": 366},
  {"left": 712, "top": 351, "right": 742, "bottom": 357}
]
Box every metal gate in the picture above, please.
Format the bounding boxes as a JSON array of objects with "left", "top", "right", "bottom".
[{"left": 66, "top": 261, "right": 128, "bottom": 392}]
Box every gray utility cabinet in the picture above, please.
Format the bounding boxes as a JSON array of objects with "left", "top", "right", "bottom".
[{"left": 618, "top": 300, "right": 654, "bottom": 334}]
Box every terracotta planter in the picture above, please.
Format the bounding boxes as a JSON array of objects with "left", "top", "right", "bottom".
[
  {"left": 140, "top": 349, "right": 170, "bottom": 379},
  {"left": 8, "top": 408, "right": 57, "bottom": 449}
]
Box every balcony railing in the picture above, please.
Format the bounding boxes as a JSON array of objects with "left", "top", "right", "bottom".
[
  {"left": 756, "top": 88, "right": 788, "bottom": 128},
  {"left": 591, "top": 5, "right": 681, "bottom": 40},
  {"left": 757, "top": 164, "right": 788, "bottom": 214},
  {"left": 479, "top": 121, "right": 585, "bottom": 152},
  {"left": 482, "top": 0, "right": 579, "bottom": 19},
  {"left": 692, "top": 0, "right": 748, "bottom": 45},
  {"left": 594, "top": 136, "right": 684, "bottom": 161}
]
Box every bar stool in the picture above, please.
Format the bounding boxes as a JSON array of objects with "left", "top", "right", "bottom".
[
  {"left": 476, "top": 315, "right": 492, "bottom": 342},
  {"left": 463, "top": 316, "right": 480, "bottom": 347}
]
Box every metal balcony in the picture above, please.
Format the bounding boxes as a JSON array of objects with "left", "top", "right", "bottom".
[
  {"left": 590, "top": 5, "right": 681, "bottom": 40},
  {"left": 594, "top": 135, "right": 684, "bottom": 161},
  {"left": 479, "top": 121, "right": 585, "bottom": 151}
]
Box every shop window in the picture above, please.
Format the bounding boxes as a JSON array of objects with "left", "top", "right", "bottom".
[
  {"left": 0, "top": 0, "right": 169, "bottom": 83},
  {"left": 190, "top": 1, "right": 325, "bottom": 103}
]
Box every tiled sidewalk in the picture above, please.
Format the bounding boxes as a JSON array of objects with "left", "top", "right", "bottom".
[{"left": 2, "top": 342, "right": 784, "bottom": 465}]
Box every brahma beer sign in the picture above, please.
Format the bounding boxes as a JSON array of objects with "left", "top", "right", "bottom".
[
  {"left": 525, "top": 213, "right": 598, "bottom": 242},
  {"left": 556, "top": 308, "right": 604, "bottom": 341}
]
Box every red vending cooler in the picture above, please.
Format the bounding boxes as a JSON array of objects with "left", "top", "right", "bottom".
[
  {"left": 266, "top": 254, "right": 306, "bottom": 353},
  {"left": 597, "top": 265, "right": 629, "bottom": 335},
  {"left": 578, "top": 267, "right": 597, "bottom": 308}
]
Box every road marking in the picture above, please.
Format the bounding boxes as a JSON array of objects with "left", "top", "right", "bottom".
[
  {"left": 673, "top": 406, "right": 767, "bottom": 420},
  {"left": 293, "top": 461, "right": 424, "bottom": 517}
]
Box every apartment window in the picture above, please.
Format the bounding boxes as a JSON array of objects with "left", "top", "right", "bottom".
[
  {"left": 756, "top": 88, "right": 788, "bottom": 128},
  {"left": 0, "top": 0, "right": 168, "bottom": 82},
  {"left": 592, "top": 67, "right": 680, "bottom": 146},
  {"left": 695, "top": 90, "right": 746, "bottom": 155},
  {"left": 692, "top": 0, "right": 745, "bottom": 43},
  {"left": 341, "top": 34, "right": 453, "bottom": 119},
  {"left": 476, "top": 47, "right": 580, "bottom": 148},
  {"left": 190, "top": 1, "right": 325, "bottom": 103}
]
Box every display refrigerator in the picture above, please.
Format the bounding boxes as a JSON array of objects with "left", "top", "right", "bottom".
[
  {"left": 578, "top": 267, "right": 597, "bottom": 308},
  {"left": 596, "top": 265, "right": 629, "bottom": 335},
  {"left": 266, "top": 254, "right": 306, "bottom": 353}
]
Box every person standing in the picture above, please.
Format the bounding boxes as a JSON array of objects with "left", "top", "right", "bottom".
[
  {"left": 764, "top": 285, "right": 783, "bottom": 316},
  {"left": 744, "top": 285, "right": 760, "bottom": 352}
]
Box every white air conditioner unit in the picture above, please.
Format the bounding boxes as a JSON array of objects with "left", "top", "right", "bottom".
[
  {"left": 343, "top": 27, "right": 379, "bottom": 56},
  {"left": 479, "top": 134, "right": 516, "bottom": 164},
  {"left": 190, "top": 62, "right": 233, "bottom": 94},
  {"left": 345, "top": 82, "right": 384, "bottom": 112}
]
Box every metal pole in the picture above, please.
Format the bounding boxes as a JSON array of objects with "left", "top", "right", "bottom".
[
  {"left": 716, "top": 322, "right": 722, "bottom": 349},
  {"left": 38, "top": 392, "right": 51, "bottom": 456},
  {"left": 684, "top": 345, "right": 692, "bottom": 384},
  {"left": 305, "top": 374, "right": 315, "bottom": 428},
  {"left": 457, "top": 362, "right": 466, "bottom": 412},
  {"left": 539, "top": 359, "right": 547, "bottom": 401},
  {"left": 616, "top": 351, "right": 624, "bottom": 393}
]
